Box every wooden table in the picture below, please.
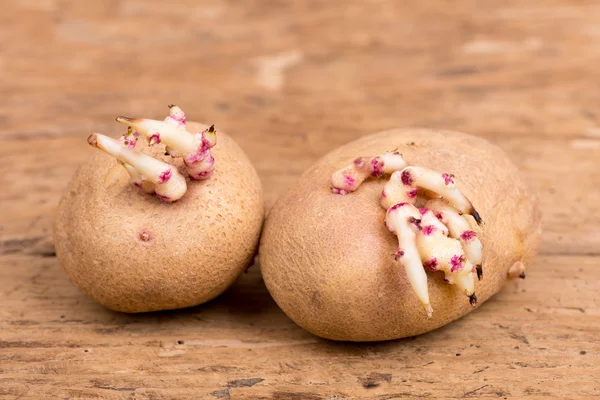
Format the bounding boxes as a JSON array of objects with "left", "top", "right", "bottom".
[{"left": 1, "top": 1, "right": 599, "bottom": 398}]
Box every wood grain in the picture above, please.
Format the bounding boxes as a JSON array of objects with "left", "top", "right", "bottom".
[{"left": 1, "top": 0, "right": 599, "bottom": 398}]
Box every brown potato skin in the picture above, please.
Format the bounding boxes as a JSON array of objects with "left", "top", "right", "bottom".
[
  {"left": 260, "top": 129, "right": 541, "bottom": 341},
  {"left": 54, "top": 122, "right": 264, "bottom": 313}
]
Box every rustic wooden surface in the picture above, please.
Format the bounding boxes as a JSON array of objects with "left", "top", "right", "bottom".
[{"left": 1, "top": 0, "right": 599, "bottom": 398}]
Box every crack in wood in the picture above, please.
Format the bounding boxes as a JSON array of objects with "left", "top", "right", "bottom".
[
  {"left": 211, "top": 389, "right": 230, "bottom": 399},
  {"left": 357, "top": 372, "right": 393, "bottom": 389},
  {"left": 472, "top": 366, "right": 490, "bottom": 374},
  {"left": 509, "top": 333, "right": 530, "bottom": 345},
  {"left": 227, "top": 377, "right": 264, "bottom": 388},
  {"left": 273, "top": 392, "right": 325, "bottom": 400},
  {"left": 95, "top": 386, "right": 136, "bottom": 392},
  {"left": 463, "top": 384, "right": 489, "bottom": 397}
]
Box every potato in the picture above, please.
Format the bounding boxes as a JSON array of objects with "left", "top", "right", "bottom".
[
  {"left": 54, "top": 109, "right": 264, "bottom": 313},
  {"left": 260, "top": 128, "right": 541, "bottom": 341}
]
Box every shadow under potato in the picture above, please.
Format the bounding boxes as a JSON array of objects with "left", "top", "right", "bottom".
[
  {"left": 25, "top": 246, "right": 502, "bottom": 351},
  {"left": 87, "top": 259, "right": 494, "bottom": 352},
  {"left": 93, "top": 263, "right": 283, "bottom": 328}
]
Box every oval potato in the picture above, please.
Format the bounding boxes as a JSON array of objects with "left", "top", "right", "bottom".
[
  {"left": 54, "top": 122, "right": 264, "bottom": 313},
  {"left": 260, "top": 129, "right": 541, "bottom": 341}
]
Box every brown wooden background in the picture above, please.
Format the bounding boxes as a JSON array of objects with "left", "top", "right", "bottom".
[{"left": 1, "top": 0, "right": 599, "bottom": 398}]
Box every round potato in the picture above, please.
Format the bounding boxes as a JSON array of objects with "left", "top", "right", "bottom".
[
  {"left": 54, "top": 121, "right": 264, "bottom": 313},
  {"left": 260, "top": 128, "right": 541, "bottom": 341}
]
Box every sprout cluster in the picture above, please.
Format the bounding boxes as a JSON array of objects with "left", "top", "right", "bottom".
[
  {"left": 88, "top": 105, "right": 217, "bottom": 202},
  {"left": 331, "top": 151, "right": 490, "bottom": 317}
]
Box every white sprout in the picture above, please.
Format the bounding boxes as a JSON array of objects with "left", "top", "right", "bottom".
[
  {"left": 88, "top": 133, "right": 187, "bottom": 202},
  {"left": 425, "top": 198, "right": 484, "bottom": 280},
  {"left": 331, "top": 151, "right": 407, "bottom": 195},
  {"left": 385, "top": 203, "right": 433, "bottom": 318},
  {"left": 396, "top": 166, "right": 482, "bottom": 224},
  {"left": 116, "top": 105, "right": 217, "bottom": 180}
]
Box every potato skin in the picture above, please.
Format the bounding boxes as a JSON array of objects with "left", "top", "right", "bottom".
[
  {"left": 54, "top": 122, "right": 264, "bottom": 313},
  {"left": 260, "top": 129, "right": 541, "bottom": 341}
]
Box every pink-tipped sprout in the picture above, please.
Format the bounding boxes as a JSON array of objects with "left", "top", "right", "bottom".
[
  {"left": 331, "top": 151, "right": 407, "bottom": 195},
  {"left": 163, "top": 105, "right": 186, "bottom": 157},
  {"left": 381, "top": 170, "right": 419, "bottom": 209},
  {"left": 425, "top": 198, "right": 484, "bottom": 280},
  {"left": 120, "top": 126, "right": 139, "bottom": 149},
  {"left": 397, "top": 166, "right": 482, "bottom": 225},
  {"left": 413, "top": 218, "right": 477, "bottom": 305},
  {"left": 418, "top": 207, "right": 449, "bottom": 237},
  {"left": 165, "top": 104, "right": 186, "bottom": 127},
  {"left": 183, "top": 125, "right": 216, "bottom": 179},
  {"left": 385, "top": 203, "right": 434, "bottom": 318},
  {"left": 88, "top": 133, "right": 187, "bottom": 202},
  {"left": 116, "top": 105, "right": 217, "bottom": 180}
]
